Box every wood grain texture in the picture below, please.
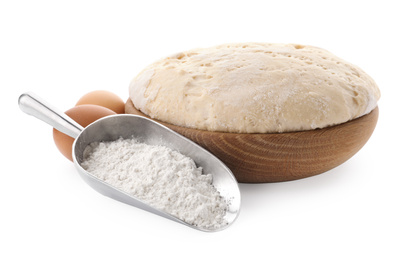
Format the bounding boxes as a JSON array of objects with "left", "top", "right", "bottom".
[{"left": 126, "top": 99, "right": 379, "bottom": 183}]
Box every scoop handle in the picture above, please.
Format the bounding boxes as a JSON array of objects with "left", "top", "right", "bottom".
[{"left": 18, "top": 92, "right": 84, "bottom": 138}]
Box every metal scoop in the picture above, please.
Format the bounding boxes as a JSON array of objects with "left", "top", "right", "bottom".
[{"left": 18, "top": 92, "right": 241, "bottom": 232}]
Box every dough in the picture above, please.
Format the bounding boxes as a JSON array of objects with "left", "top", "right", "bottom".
[{"left": 129, "top": 43, "right": 380, "bottom": 133}]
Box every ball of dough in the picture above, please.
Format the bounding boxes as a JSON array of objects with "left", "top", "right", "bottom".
[{"left": 129, "top": 43, "right": 380, "bottom": 133}]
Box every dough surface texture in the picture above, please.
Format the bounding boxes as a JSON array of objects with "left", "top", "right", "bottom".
[{"left": 129, "top": 43, "right": 380, "bottom": 133}]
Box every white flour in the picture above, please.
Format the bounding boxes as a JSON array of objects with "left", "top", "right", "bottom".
[{"left": 81, "top": 137, "right": 228, "bottom": 229}]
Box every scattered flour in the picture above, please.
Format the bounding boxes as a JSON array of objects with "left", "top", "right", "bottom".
[{"left": 81, "top": 137, "right": 228, "bottom": 229}]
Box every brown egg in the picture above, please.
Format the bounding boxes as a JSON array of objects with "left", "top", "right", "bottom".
[
  {"left": 53, "top": 105, "right": 116, "bottom": 161},
  {"left": 76, "top": 90, "right": 125, "bottom": 114}
]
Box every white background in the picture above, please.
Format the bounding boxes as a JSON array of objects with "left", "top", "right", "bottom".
[{"left": 1, "top": 0, "right": 399, "bottom": 259}]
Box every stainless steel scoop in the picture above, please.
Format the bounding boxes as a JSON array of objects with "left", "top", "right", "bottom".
[{"left": 18, "top": 92, "right": 241, "bottom": 232}]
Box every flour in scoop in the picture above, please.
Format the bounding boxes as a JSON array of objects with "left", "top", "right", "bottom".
[{"left": 81, "top": 137, "right": 228, "bottom": 229}]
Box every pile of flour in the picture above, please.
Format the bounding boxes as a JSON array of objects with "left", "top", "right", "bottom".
[{"left": 81, "top": 137, "right": 228, "bottom": 229}]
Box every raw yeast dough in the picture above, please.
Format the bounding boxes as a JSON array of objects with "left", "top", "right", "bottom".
[{"left": 129, "top": 43, "right": 380, "bottom": 133}]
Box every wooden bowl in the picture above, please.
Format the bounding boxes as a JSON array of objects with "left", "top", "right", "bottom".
[{"left": 125, "top": 99, "right": 379, "bottom": 183}]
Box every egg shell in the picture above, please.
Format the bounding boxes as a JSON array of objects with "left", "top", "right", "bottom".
[
  {"left": 76, "top": 90, "right": 125, "bottom": 114},
  {"left": 53, "top": 104, "right": 116, "bottom": 161}
]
